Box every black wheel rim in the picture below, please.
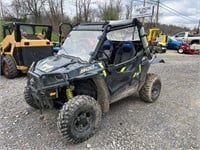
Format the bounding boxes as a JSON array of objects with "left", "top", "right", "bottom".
[
  {"left": 151, "top": 81, "right": 161, "bottom": 100},
  {"left": 73, "top": 110, "right": 94, "bottom": 133}
]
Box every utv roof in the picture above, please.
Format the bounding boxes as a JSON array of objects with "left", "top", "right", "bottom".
[{"left": 74, "top": 18, "right": 141, "bottom": 31}]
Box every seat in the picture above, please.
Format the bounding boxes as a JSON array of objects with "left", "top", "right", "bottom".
[
  {"left": 102, "top": 40, "right": 113, "bottom": 56},
  {"left": 102, "top": 40, "right": 112, "bottom": 50},
  {"left": 98, "top": 40, "right": 113, "bottom": 63},
  {"left": 113, "top": 41, "right": 136, "bottom": 64}
]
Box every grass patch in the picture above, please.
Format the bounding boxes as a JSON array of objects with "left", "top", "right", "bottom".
[{"left": 52, "top": 31, "right": 59, "bottom": 42}]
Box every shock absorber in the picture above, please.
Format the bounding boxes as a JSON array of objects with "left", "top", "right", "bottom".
[{"left": 66, "top": 86, "right": 73, "bottom": 100}]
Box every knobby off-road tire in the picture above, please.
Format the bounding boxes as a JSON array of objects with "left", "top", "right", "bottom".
[
  {"left": 139, "top": 73, "right": 161, "bottom": 103},
  {"left": 57, "top": 95, "right": 102, "bottom": 143},
  {"left": 24, "top": 87, "right": 40, "bottom": 109},
  {"left": 3, "top": 55, "right": 18, "bottom": 79},
  {"left": 0, "top": 55, "right": 3, "bottom": 75}
]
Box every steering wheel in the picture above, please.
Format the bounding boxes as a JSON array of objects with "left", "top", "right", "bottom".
[{"left": 98, "top": 50, "right": 111, "bottom": 64}]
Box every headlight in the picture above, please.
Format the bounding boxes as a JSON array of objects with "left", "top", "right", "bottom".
[
  {"left": 41, "top": 73, "right": 67, "bottom": 86},
  {"left": 28, "top": 75, "right": 38, "bottom": 88}
]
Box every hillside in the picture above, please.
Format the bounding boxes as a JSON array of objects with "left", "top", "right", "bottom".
[{"left": 144, "top": 22, "right": 191, "bottom": 36}]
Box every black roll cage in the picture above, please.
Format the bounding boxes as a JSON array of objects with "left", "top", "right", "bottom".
[
  {"left": 90, "top": 18, "right": 143, "bottom": 62},
  {"left": 59, "top": 18, "right": 144, "bottom": 62}
]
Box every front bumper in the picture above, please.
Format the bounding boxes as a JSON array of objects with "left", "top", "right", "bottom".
[{"left": 27, "top": 70, "right": 69, "bottom": 108}]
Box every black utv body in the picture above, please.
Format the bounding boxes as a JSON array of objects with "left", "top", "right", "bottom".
[{"left": 25, "top": 18, "right": 162, "bottom": 143}]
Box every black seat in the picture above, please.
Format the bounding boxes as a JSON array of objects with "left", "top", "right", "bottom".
[
  {"left": 114, "top": 41, "right": 136, "bottom": 64},
  {"left": 98, "top": 40, "right": 113, "bottom": 63}
]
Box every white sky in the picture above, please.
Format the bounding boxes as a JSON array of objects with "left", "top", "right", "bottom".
[
  {"left": 159, "top": 0, "right": 200, "bottom": 28},
  {"left": 4, "top": 0, "right": 200, "bottom": 29},
  {"left": 65, "top": 0, "right": 200, "bottom": 29}
]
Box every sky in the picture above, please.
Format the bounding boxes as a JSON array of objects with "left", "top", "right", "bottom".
[
  {"left": 4, "top": 0, "right": 200, "bottom": 29},
  {"left": 66, "top": 0, "right": 200, "bottom": 29},
  {"left": 155, "top": 0, "right": 200, "bottom": 28}
]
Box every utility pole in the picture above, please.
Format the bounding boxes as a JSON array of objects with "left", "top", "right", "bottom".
[
  {"left": 151, "top": 5, "right": 155, "bottom": 27},
  {"left": 156, "top": 0, "right": 160, "bottom": 26},
  {"left": 197, "top": 20, "right": 200, "bottom": 34},
  {"left": 142, "top": 0, "right": 147, "bottom": 25}
]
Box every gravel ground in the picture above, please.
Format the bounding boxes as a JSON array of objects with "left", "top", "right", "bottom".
[{"left": 0, "top": 50, "right": 200, "bottom": 150}]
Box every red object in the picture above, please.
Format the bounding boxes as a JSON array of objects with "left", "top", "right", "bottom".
[{"left": 180, "top": 43, "right": 199, "bottom": 55}]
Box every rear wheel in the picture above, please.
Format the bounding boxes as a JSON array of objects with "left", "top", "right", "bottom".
[
  {"left": 57, "top": 95, "right": 102, "bottom": 143},
  {"left": 139, "top": 73, "right": 161, "bottom": 103},
  {"left": 3, "top": 55, "right": 18, "bottom": 79},
  {"left": 177, "top": 48, "right": 184, "bottom": 54}
]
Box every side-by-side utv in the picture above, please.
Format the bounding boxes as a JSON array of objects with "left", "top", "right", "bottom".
[
  {"left": 25, "top": 18, "right": 163, "bottom": 143},
  {"left": 0, "top": 22, "right": 53, "bottom": 79}
]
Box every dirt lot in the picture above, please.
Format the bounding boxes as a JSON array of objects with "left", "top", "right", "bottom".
[{"left": 0, "top": 51, "right": 200, "bottom": 150}]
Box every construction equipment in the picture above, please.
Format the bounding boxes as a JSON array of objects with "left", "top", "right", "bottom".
[
  {"left": 147, "top": 28, "right": 167, "bottom": 53},
  {"left": 0, "top": 22, "right": 53, "bottom": 78}
]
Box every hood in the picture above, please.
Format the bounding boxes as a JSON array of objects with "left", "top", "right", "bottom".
[{"left": 34, "top": 54, "right": 87, "bottom": 74}]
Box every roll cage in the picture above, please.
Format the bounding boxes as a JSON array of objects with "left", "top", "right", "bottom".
[{"left": 72, "top": 19, "right": 144, "bottom": 62}]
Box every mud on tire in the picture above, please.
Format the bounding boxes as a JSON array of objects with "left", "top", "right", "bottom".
[
  {"left": 24, "top": 87, "right": 40, "bottom": 109},
  {"left": 139, "top": 73, "right": 161, "bottom": 103},
  {"left": 57, "top": 95, "right": 102, "bottom": 143},
  {"left": 3, "top": 55, "right": 18, "bottom": 79}
]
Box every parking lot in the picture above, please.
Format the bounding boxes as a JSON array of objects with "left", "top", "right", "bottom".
[{"left": 0, "top": 50, "right": 199, "bottom": 150}]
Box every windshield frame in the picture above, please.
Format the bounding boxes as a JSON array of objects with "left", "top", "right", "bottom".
[
  {"left": 60, "top": 30, "right": 102, "bottom": 62},
  {"left": 59, "top": 19, "right": 142, "bottom": 63}
]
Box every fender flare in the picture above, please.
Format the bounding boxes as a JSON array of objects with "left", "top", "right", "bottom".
[{"left": 92, "top": 75, "right": 110, "bottom": 113}]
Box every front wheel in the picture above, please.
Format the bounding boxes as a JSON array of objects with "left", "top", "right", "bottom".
[
  {"left": 57, "top": 95, "right": 102, "bottom": 143},
  {"left": 177, "top": 48, "right": 184, "bottom": 54},
  {"left": 139, "top": 73, "right": 161, "bottom": 103},
  {"left": 24, "top": 87, "right": 40, "bottom": 109},
  {"left": 3, "top": 55, "right": 18, "bottom": 79}
]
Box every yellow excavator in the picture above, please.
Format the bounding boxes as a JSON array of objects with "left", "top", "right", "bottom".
[
  {"left": 0, "top": 22, "right": 53, "bottom": 79},
  {"left": 147, "top": 28, "right": 167, "bottom": 53}
]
